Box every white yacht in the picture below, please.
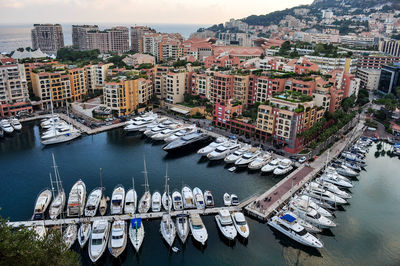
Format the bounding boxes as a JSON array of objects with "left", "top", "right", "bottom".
[
  {"left": 231, "top": 194, "right": 239, "bottom": 206},
  {"left": 231, "top": 212, "right": 250, "bottom": 239},
  {"left": 204, "top": 190, "right": 214, "bottom": 208},
  {"left": 33, "top": 225, "right": 47, "bottom": 240},
  {"left": 78, "top": 223, "right": 91, "bottom": 248},
  {"left": 129, "top": 218, "right": 144, "bottom": 252},
  {"left": 89, "top": 220, "right": 110, "bottom": 263},
  {"left": 110, "top": 185, "right": 125, "bottom": 215},
  {"left": 164, "top": 126, "right": 197, "bottom": 142},
  {"left": 261, "top": 158, "right": 281, "bottom": 173},
  {"left": 189, "top": 213, "right": 208, "bottom": 245},
  {"left": 193, "top": 187, "right": 205, "bottom": 209},
  {"left": 85, "top": 188, "right": 102, "bottom": 217},
  {"left": 108, "top": 220, "right": 127, "bottom": 258},
  {"left": 160, "top": 213, "right": 176, "bottom": 247},
  {"left": 172, "top": 190, "right": 183, "bottom": 211},
  {"left": 0, "top": 119, "right": 14, "bottom": 134},
  {"left": 268, "top": 213, "right": 323, "bottom": 248},
  {"left": 303, "top": 185, "right": 347, "bottom": 205},
  {"left": 63, "top": 224, "right": 78, "bottom": 249},
  {"left": 176, "top": 214, "right": 189, "bottom": 243},
  {"left": 32, "top": 189, "right": 52, "bottom": 220},
  {"left": 197, "top": 137, "right": 227, "bottom": 156},
  {"left": 334, "top": 164, "right": 359, "bottom": 178},
  {"left": 144, "top": 120, "right": 178, "bottom": 137},
  {"left": 48, "top": 154, "right": 66, "bottom": 220},
  {"left": 41, "top": 130, "right": 81, "bottom": 146},
  {"left": 67, "top": 180, "right": 86, "bottom": 217},
  {"left": 290, "top": 206, "right": 336, "bottom": 229},
  {"left": 223, "top": 193, "right": 231, "bottom": 206},
  {"left": 224, "top": 145, "right": 251, "bottom": 164},
  {"left": 152, "top": 127, "right": 182, "bottom": 141},
  {"left": 124, "top": 114, "right": 158, "bottom": 132},
  {"left": 182, "top": 186, "right": 195, "bottom": 209},
  {"left": 248, "top": 153, "right": 271, "bottom": 170},
  {"left": 341, "top": 151, "right": 365, "bottom": 164},
  {"left": 273, "top": 159, "right": 293, "bottom": 175},
  {"left": 215, "top": 210, "right": 237, "bottom": 240},
  {"left": 138, "top": 159, "right": 151, "bottom": 213},
  {"left": 320, "top": 170, "right": 353, "bottom": 188},
  {"left": 280, "top": 210, "right": 322, "bottom": 233},
  {"left": 313, "top": 179, "right": 352, "bottom": 199},
  {"left": 234, "top": 148, "right": 261, "bottom": 168},
  {"left": 151, "top": 191, "right": 162, "bottom": 212},
  {"left": 289, "top": 197, "right": 332, "bottom": 218},
  {"left": 207, "top": 141, "right": 241, "bottom": 160},
  {"left": 40, "top": 116, "right": 60, "bottom": 128},
  {"left": 9, "top": 118, "right": 22, "bottom": 130},
  {"left": 162, "top": 169, "right": 172, "bottom": 211},
  {"left": 124, "top": 188, "right": 137, "bottom": 214}
]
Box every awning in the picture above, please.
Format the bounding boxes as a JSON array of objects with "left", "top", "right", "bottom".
[
  {"left": 280, "top": 214, "right": 296, "bottom": 223},
  {"left": 170, "top": 107, "right": 190, "bottom": 115}
]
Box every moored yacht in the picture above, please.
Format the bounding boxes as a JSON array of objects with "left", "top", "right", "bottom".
[
  {"left": 163, "top": 132, "right": 212, "bottom": 152},
  {"left": 151, "top": 191, "right": 162, "bottom": 212},
  {"left": 84, "top": 188, "right": 102, "bottom": 217},
  {"left": 162, "top": 169, "right": 172, "bottom": 211},
  {"left": 223, "top": 193, "right": 231, "bottom": 206},
  {"left": 9, "top": 118, "right": 22, "bottom": 130},
  {"left": 0, "top": 119, "right": 14, "bottom": 134},
  {"left": 138, "top": 159, "right": 151, "bottom": 213},
  {"left": 207, "top": 141, "right": 241, "bottom": 160},
  {"left": 152, "top": 127, "right": 183, "bottom": 141},
  {"left": 176, "top": 214, "right": 189, "bottom": 243},
  {"left": 41, "top": 130, "right": 81, "bottom": 146},
  {"left": 160, "top": 213, "right": 176, "bottom": 247},
  {"left": 224, "top": 145, "right": 251, "bottom": 164},
  {"left": 63, "top": 224, "right": 78, "bottom": 249},
  {"left": 78, "top": 223, "right": 91, "bottom": 248},
  {"left": 182, "top": 186, "right": 195, "bottom": 209},
  {"left": 172, "top": 190, "right": 183, "bottom": 211},
  {"left": 248, "top": 153, "right": 271, "bottom": 170},
  {"left": 129, "top": 218, "right": 144, "bottom": 252},
  {"left": 268, "top": 213, "right": 323, "bottom": 248},
  {"left": 290, "top": 206, "right": 336, "bottom": 229},
  {"left": 334, "top": 164, "right": 359, "bottom": 178},
  {"left": 289, "top": 196, "right": 332, "bottom": 218},
  {"left": 164, "top": 125, "right": 197, "bottom": 142},
  {"left": 89, "top": 219, "right": 110, "bottom": 263},
  {"left": 32, "top": 189, "right": 52, "bottom": 220},
  {"left": 303, "top": 185, "right": 347, "bottom": 205},
  {"left": 108, "top": 220, "right": 127, "bottom": 258},
  {"left": 124, "top": 188, "right": 137, "bottom": 214},
  {"left": 231, "top": 194, "right": 239, "bottom": 206},
  {"left": 231, "top": 212, "right": 250, "bottom": 239},
  {"left": 313, "top": 179, "right": 352, "bottom": 199},
  {"left": 67, "top": 180, "right": 86, "bottom": 217},
  {"left": 261, "top": 158, "right": 281, "bottom": 173},
  {"left": 197, "top": 136, "right": 227, "bottom": 156},
  {"left": 48, "top": 155, "right": 66, "bottom": 220},
  {"left": 273, "top": 159, "right": 293, "bottom": 175},
  {"left": 193, "top": 187, "right": 205, "bottom": 209},
  {"left": 235, "top": 148, "right": 261, "bottom": 168},
  {"left": 215, "top": 210, "right": 237, "bottom": 240},
  {"left": 189, "top": 213, "right": 208, "bottom": 245},
  {"left": 204, "top": 190, "right": 214, "bottom": 208},
  {"left": 110, "top": 185, "right": 125, "bottom": 215},
  {"left": 320, "top": 169, "right": 353, "bottom": 188}
]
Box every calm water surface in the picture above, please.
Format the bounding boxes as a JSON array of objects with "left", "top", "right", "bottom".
[{"left": 0, "top": 122, "right": 399, "bottom": 265}]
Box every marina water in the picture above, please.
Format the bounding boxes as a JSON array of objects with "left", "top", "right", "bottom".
[{"left": 1, "top": 122, "right": 400, "bottom": 265}]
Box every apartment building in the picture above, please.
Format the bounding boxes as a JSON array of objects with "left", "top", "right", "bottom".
[
  {"left": 164, "top": 72, "right": 186, "bottom": 104},
  {"left": 0, "top": 64, "right": 31, "bottom": 116},
  {"left": 379, "top": 39, "right": 400, "bottom": 57},
  {"left": 122, "top": 54, "right": 155, "bottom": 67},
  {"left": 356, "top": 68, "right": 381, "bottom": 91},
  {"left": 85, "top": 63, "right": 113, "bottom": 92},
  {"left": 159, "top": 39, "right": 184, "bottom": 62},
  {"left": 233, "top": 75, "right": 249, "bottom": 108},
  {"left": 68, "top": 68, "right": 87, "bottom": 102},
  {"left": 72, "top": 25, "right": 99, "bottom": 50},
  {"left": 190, "top": 72, "right": 211, "bottom": 98},
  {"left": 183, "top": 38, "right": 214, "bottom": 61},
  {"left": 107, "top": 27, "right": 130, "bottom": 53},
  {"left": 209, "top": 72, "right": 234, "bottom": 104},
  {"left": 255, "top": 76, "right": 286, "bottom": 103},
  {"left": 31, "top": 24, "right": 64, "bottom": 55},
  {"left": 214, "top": 99, "right": 243, "bottom": 128},
  {"left": 135, "top": 78, "right": 153, "bottom": 105},
  {"left": 304, "top": 55, "right": 357, "bottom": 73},
  {"left": 377, "top": 63, "right": 400, "bottom": 95},
  {"left": 357, "top": 55, "right": 400, "bottom": 70},
  {"left": 130, "top": 26, "right": 156, "bottom": 53},
  {"left": 103, "top": 78, "right": 138, "bottom": 116},
  {"left": 154, "top": 66, "right": 169, "bottom": 100}
]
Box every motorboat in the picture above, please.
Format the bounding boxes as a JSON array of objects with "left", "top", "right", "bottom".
[
  {"left": 341, "top": 151, "right": 365, "bottom": 164},
  {"left": 124, "top": 188, "right": 137, "bottom": 215},
  {"left": 49, "top": 190, "right": 65, "bottom": 220},
  {"left": 63, "top": 224, "right": 78, "bottom": 249},
  {"left": 160, "top": 213, "right": 176, "bottom": 247},
  {"left": 176, "top": 214, "right": 189, "bottom": 243},
  {"left": 0, "top": 119, "right": 14, "bottom": 134},
  {"left": 78, "top": 223, "right": 91, "bottom": 248},
  {"left": 334, "top": 164, "right": 359, "bottom": 178},
  {"left": 151, "top": 127, "right": 182, "bottom": 141},
  {"left": 89, "top": 220, "right": 110, "bottom": 263},
  {"left": 289, "top": 204, "right": 336, "bottom": 228},
  {"left": 277, "top": 210, "right": 322, "bottom": 234},
  {"left": 206, "top": 141, "right": 240, "bottom": 161},
  {"left": 235, "top": 148, "right": 262, "bottom": 168},
  {"left": 231, "top": 212, "right": 249, "bottom": 239},
  {"left": 223, "top": 193, "right": 231, "bottom": 206},
  {"left": 189, "top": 213, "right": 208, "bottom": 245},
  {"left": 320, "top": 170, "right": 353, "bottom": 188},
  {"left": 182, "top": 186, "right": 195, "bottom": 209},
  {"left": 67, "top": 180, "right": 86, "bottom": 217},
  {"left": 40, "top": 116, "right": 60, "bottom": 128},
  {"left": 108, "top": 220, "right": 127, "bottom": 258},
  {"left": 268, "top": 213, "right": 323, "bottom": 248},
  {"left": 110, "top": 185, "right": 125, "bottom": 215},
  {"left": 129, "top": 218, "right": 144, "bottom": 252},
  {"left": 151, "top": 191, "right": 162, "bottom": 212},
  {"left": 124, "top": 114, "right": 158, "bottom": 132},
  {"left": 193, "top": 187, "right": 205, "bottom": 209},
  {"left": 40, "top": 125, "right": 79, "bottom": 140},
  {"left": 172, "top": 190, "right": 183, "bottom": 211},
  {"left": 84, "top": 188, "right": 102, "bottom": 217},
  {"left": 231, "top": 194, "right": 239, "bottom": 206},
  {"left": 197, "top": 136, "right": 227, "bottom": 156},
  {"left": 289, "top": 196, "right": 332, "bottom": 218},
  {"left": 32, "top": 189, "right": 52, "bottom": 220},
  {"left": 163, "top": 132, "right": 212, "bottom": 152},
  {"left": 215, "top": 210, "right": 237, "bottom": 240},
  {"left": 273, "top": 159, "right": 293, "bottom": 175},
  {"left": 203, "top": 190, "right": 214, "bottom": 208},
  {"left": 248, "top": 153, "right": 271, "bottom": 170},
  {"left": 296, "top": 194, "right": 337, "bottom": 211},
  {"left": 164, "top": 126, "right": 197, "bottom": 142},
  {"left": 9, "top": 118, "right": 22, "bottom": 130},
  {"left": 314, "top": 179, "right": 352, "bottom": 199},
  {"left": 303, "top": 185, "right": 347, "bottom": 205},
  {"left": 261, "top": 158, "right": 281, "bottom": 173},
  {"left": 144, "top": 120, "right": 177, "bottom": 137},
  {"left": 41, "top": 130, "right": 81, "bottom": 146},
  {"left": 138, "top": 159, "right": 151, "bottom": 213},
  {"left": 33, "top": 225, "right": 47, "bottom": 240},
  {"left": 224, "top": 145, "right": 251, "bottom": 164}
]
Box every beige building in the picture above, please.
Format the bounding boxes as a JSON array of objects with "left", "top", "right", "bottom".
[
  {"left": 356, "top": 68, "right": 380, "bottom": 91},
  {"left": 85, "top": 63, "right": 113, "bottom": 92},
  {"left": 122, "top": 54, "right": 155, "bottom": 67},
  {"left": 130, "top": 26, "right": 156, "bottom": 53},
  {"left": 0, "top": 64, "right": 29, "bottom": 104},
  {"left": 78, "top": 26, "right": 129, "bottom": 53},
  {"left": 31, "top": 24, "right": 64, "bottom": 55},
  {"left": 164, "top": 72, "right": 186, "bottom": 104},
  {"left": 233, "top": 75, "right": 249, "bottom": 108},
  {"left": 72, "top": 25, "right": 99, "bottom": 50},
  {"left": 68, "top": 68, "right": 87, "bottom": 102},
  {"left": 103, "top": 78, "right": 138, "bottom": 116}
]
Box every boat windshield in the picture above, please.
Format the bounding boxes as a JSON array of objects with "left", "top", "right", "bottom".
[
  {"left": 92, "top": 238, "right": 103, "bottom": 245},
  {"left": 192, "top": 224, "right": 203, "bottom": 230},
  {"left": 298, "top": 228, "right": 308, "bottom": 236},
  {"left": 112, "top": 235, "right": 123, "bottom": 240},
  {"left": 236, "top": 220, "right": 246, "bottom": 226}
]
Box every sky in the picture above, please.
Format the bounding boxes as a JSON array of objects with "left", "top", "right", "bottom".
[{"left": 0, "top": 0, "right": 314, "bottom": 25}]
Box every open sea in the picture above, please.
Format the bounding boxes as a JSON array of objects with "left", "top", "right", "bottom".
[
  {"left": 0, "top": 23, "right": 208, "bottom": 54},
  {"left": 1, "top": 121, "right": 400, "bottom": 265}
]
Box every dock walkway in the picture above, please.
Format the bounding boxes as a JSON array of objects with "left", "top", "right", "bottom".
[{"left": 245, "top": 122, "right": 364, "bottom": 221}]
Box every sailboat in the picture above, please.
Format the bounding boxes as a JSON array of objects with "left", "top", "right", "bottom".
[
  {"left": 99, "top": 168, "right": 108, "bottom": 216},
  {"left": 138, "top": 158, "right": 151, "bottom": 214},
  {"left": 129, "top": 217, "right": 144, "bottom": 252},
  {"left": 160, "top": 166, "right": 176, "bottom": 247},
  {"left": 176, "top": 212, "right": 189, "bottom": 243},
  {"left": 125, "top": 177, "right": 137, "bottom": 214},
  {"left": 48, "top": 154, "right": 66, "bottom": 220},
  {"left": 162, "top": 165, "right": 172, "bottom": 211},
  {"left": 78, "top": 222, "right": 91, "bottom": 248}
]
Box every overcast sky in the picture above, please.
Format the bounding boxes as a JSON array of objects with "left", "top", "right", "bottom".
[{"left": 0, "top": 0, "right": 313, "bottom": 25}]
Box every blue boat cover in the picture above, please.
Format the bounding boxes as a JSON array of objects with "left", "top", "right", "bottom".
[
  {"left": 394, "top": 143, "right": 400, "bottom": 147},
  {"left": 280, "top": 214, "right": 296, "bottom": 222},
  {"left": 131, "top": 218, "right": 142, "bottom": 228}
]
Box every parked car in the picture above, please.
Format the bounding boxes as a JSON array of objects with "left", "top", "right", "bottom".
[{"left": 298, "top": 156, "right": 307, "bottom": 164}]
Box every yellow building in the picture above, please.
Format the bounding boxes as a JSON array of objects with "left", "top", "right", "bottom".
[
  {"left": 233, "top": 74, "right": 249, "bottom": 108},
  {"left": 68, "top": 68, "right": 87, "bottom": 102},
  {"left": 134, "top": 78, "right": 153, "bottom": 105},
  {"left": 103, "top": 78, "right": 139, "bottom": 116}
]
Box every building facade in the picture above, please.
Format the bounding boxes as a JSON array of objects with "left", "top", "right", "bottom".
[{"left": 31, "top": 24, "right": 64, "bottom": 55}]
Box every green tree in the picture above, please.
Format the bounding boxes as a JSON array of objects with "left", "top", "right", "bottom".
[{"left": 0, "top": 216, "right": 79, "bottom": 265}]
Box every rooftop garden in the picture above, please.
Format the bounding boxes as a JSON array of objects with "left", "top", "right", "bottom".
[{"left": 272, "top": 90, "right": 313, "bottom": 103}]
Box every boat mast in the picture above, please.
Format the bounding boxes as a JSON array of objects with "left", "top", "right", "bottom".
[
  {"left": 49, "top": 172, "right": 55, "bottom": 200},
  {"left": 52, "top": 153, "right": 62, "bottom": 194},
  {"left": 143, "top": 158, "right": 149, "bottom": 193}
]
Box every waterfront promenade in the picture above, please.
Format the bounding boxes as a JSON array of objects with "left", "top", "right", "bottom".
[{"left": 245, "top": 121, "right": 365, "bottom": 221}]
